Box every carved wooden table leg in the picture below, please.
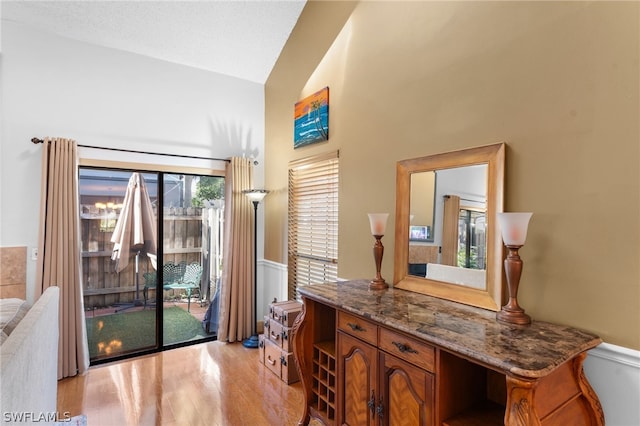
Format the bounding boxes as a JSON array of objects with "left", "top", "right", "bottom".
[
  {"left": 505, "top": 353, "right": 605, "bottom": 426},
  {"left": 292, "top": 298, "right": 311, "bottom": 426},
  {"left": 505, "top": 376, "right": 541, "bottom": 426},
  {"left": 574, "top": 353, "right": 605, "bottom": 426}
]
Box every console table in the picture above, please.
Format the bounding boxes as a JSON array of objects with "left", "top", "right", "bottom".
[{"left": 292, "top": 280, "right": 604, "bottom": 426}]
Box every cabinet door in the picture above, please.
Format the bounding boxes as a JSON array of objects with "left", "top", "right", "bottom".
[
  {"left": 338, "top": 331, "right": 378, "bottom": 426},
  {"left": 380, "top": 351, "right": 434, "bottom": 426}
]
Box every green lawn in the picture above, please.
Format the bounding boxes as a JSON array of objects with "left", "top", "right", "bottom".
[{"left": 86, "top": 306, "right": 208, "bottom": 359}]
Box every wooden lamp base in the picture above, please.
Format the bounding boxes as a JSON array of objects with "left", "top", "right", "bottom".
[
  {"left": 496, "top": 245, "right": 531, "bottom": 326},
  {"left": 370, "top": 235, "right": 388, "bottom": 291}
]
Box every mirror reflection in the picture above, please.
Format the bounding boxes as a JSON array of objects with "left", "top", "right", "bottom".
[
  {"left": 393, "top": 143, "right": 505, "bottom": 312},
  {"left": 408, "top": 165, "right": 488, "bottom": 290}
]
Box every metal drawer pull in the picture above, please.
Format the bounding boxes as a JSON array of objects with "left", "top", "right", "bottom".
[
  {"left": 267, "top": 356, "right": 276, "bottom": 366},
  {"left": 270, "top": 331, "right": 280, "bottom": 340},
  {"left": 392, "top": 341, "right": 418, "bottom": 354},
  {"left": 368, "top": 391, "right": 375, "bottom": 414},
  {"left": 376, "top": 396, "right": 384, "bottom": 419},
  {"left": 347, "top": 322, "right": 365, "bottom": 332}
]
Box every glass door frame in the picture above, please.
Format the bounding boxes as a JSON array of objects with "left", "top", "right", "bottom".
[{"left": 82, "top": 167, "right": 221, "bottom": 366}]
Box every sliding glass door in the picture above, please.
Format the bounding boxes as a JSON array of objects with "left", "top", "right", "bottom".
[
  {"left": 79, "top": 169, "right": 159, "bottom": 361},
  {"left": 161, "top": 173, "right": 224, "bottom": 347},
  {"left": 79, "top": 168, "right": 223, "bottom": 364}
]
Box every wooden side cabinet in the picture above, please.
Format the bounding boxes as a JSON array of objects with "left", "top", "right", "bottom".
[{"left": 292, "top": 281, "right": 604, "bottom": 426}]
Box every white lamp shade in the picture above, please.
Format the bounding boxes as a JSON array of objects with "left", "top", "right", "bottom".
[
  {"left": 243, "top": 189, "right": 269, "bottom": 203},
  {"left": 497, "top": 212, "right": 533, "bottom": 246},
  {"left": 368, "top": 213, "right": 389, "bottom": 236}
]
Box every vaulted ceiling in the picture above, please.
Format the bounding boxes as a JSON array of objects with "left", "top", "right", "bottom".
[{"left": 2, "top": 0, "right": 307, "bottom": 84}]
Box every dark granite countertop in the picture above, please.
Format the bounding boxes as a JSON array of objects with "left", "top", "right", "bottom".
[{"left": 297, "top": 279, "right": 602, "bottom": 378}]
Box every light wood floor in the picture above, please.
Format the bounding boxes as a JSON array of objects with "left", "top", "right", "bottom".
[{"left": 57, "top": 341, "right": 307, "bottom": 426}]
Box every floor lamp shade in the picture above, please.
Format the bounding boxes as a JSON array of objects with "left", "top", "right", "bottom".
[{"left": 243, "top": 189, "right": 269, "bottom": 203}]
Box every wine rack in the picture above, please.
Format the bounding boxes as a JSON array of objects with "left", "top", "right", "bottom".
[{"left": 312, "top": 340, "right": 336, "bottom": 424}]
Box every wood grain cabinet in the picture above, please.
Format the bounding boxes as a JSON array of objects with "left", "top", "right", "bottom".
[
  {"left": 292, "top": 280, "right": 604, "bottom": 426},
  {"left": 338, "top": 331, "right": 378, "bottom": 425},
  {"left": 337, "top": 311, "right": 434, "bottom": 426},
  {"left": 380, "top": 351, "right": 433, "bottom": 426}
]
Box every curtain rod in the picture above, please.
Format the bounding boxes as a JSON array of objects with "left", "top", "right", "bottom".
[
  {"left": 443, "top": 194, "right": 486, "bottom": 203},
  {"left": 31, "top": 137, "right": 231, "bottom": 163}
]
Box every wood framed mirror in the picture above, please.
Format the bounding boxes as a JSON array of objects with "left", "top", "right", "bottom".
[{"left": 393, "top": 143, "right": 505, "bottom": 311}]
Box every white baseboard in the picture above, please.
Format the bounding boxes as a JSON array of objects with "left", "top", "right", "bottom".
[{"left": 584, "top": 343, "right": 640, "bottom": 426}]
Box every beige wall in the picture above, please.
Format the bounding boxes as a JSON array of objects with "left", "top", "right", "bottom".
[{"left": 265, "top": 1, "right": 639, "bottom": 349}]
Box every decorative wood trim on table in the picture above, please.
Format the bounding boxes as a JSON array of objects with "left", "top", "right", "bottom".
[{"left": 292, "top": 300, "right": 311, "bottom": 426}]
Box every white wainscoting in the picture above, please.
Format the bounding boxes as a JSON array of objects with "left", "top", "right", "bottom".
[
  {"left": 257, "top": 259, "right": 289, "bottom": 321},
  {"left": 585, "top": 343, "right": 640, "bottom": 426},
  {"left": 259, "top": 260, "right": 640, "bottom": 425}
]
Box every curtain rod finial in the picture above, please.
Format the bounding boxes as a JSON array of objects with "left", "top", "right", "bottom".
[{"left": 31, "top": 138, "right": 44, "bottom": 144}]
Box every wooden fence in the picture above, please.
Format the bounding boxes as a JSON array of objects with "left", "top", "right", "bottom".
[{"left": 81, "top": 208, "right": 205, "bottom": 308}]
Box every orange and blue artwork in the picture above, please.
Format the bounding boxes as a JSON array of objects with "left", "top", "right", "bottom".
[{"left": 294, "top": 87, "right": 329, "bottom": 148}]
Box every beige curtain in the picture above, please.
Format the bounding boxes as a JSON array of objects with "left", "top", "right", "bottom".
[
  {"left": 217, "top": 157, "right": 253, "bottom": 342},
  {"left": 35, "top": 138, "right": 89, "bottom": 379},
  {"left": 441, "top": 195, "right": 460, "bottom": 266}
]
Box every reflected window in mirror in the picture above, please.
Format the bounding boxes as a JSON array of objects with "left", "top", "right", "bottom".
[{"left": 457, "top": 208, "right": 486, "bottom": 270}]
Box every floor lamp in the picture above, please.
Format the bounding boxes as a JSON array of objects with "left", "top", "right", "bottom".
[{"left": 242, "top": 189, "right": 269, "bottom": 348}]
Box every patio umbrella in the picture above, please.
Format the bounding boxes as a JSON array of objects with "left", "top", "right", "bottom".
[{"left": 111, "top": 172, "right": 158, "bottom": 304}]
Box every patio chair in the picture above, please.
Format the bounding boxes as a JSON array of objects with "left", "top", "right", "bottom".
[
  {"left": 163, "top": 262, "right": 203, "bottom": 312},
  {"left": 143, "top": 261, "right": 187, "bottom": 307},
  {"left": 142, "top": 271, "right": 157, "bottom": 308}
]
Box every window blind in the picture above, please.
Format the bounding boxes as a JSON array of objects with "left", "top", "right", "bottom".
[{"left": 288, "top": 151, "right": 339, "bottom": 299}]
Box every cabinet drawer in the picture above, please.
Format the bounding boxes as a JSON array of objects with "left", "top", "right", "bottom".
[
  {"left": 263, "top": 337, "right": 299, "bottom": 384},
  {"left": 270, "top": 300, "right": 302, "bottom": 327},
  {"left": 266, "top": 317, "right": 283, "bottom": 345},
  {"left": 267, "top": 318, "right": 294, "bottom": 352},
  {"left": 337, "top": 311, "right": 378, "bottom": 345},
  {"left": 379, "top": 327, "right": 435, "bottom": 372}
]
